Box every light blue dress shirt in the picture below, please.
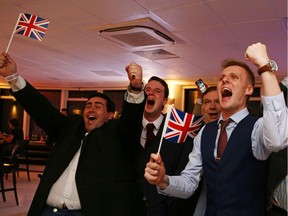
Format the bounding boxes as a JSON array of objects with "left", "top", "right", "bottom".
[{"left": 161, "top": 92, "right": 288, "bottom": 200}]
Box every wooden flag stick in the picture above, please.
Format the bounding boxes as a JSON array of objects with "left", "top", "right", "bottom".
[
  {"left": 6, "top": 13, "right": 22, "bottom": 53},
  {"left": 157, "top": 105, "right": 172, "bottom": 155}
]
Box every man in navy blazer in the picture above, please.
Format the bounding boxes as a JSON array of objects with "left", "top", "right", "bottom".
[{"left": 0, "top": 54, "right": 145, "bottom": 216}]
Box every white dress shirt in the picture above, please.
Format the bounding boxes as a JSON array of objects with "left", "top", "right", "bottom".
[
  {"left": 140, "top": 114, "right": 164, "bottom": 148},
  {"left": 46, "top": 143, "right": 83, "bottom": 209}
]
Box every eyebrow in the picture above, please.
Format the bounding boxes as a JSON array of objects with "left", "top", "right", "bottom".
[
  {"left": 86, "top": 101, "right": 105, "bottom": 106},
  {"left": 145, "top": 86, "right": 163, "bottom": 91}
]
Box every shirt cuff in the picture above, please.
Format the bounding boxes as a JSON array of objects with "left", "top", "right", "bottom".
[
  {"left": 10, "top": 76, "right": 26, "bottom": 92},
  {"left": 158, "top": 176, "right": 174, "bottom": 195},
  {"left": 124, "top": 90, "right": 145, "bottom": 103}
]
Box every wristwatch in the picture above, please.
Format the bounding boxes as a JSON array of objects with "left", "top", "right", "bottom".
[{"left": 257, "top": 60, "right": 278, "bottom": 75}]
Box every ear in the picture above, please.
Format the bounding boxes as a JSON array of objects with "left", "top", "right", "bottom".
[
  {"left": 163, "top": 97, "right": 168, "bottom": 106},
  {"left": 108, "top": 112, "right": 114, "bottom": 120},
  {"left": 245, "top": 84, "right": 254, "bottom": 96}
]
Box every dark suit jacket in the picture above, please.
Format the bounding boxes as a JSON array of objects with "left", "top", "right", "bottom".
[
  {"left": 12, "top": 82, "right": 144, "bottom": 216},
  {"left": 134, "top": 114, "right": 203, "bottom": 216},
  {"left": 265, "top": 81, "right": 287, "bottom": 213},
  {"left": 266, "top": 147, "right": 287, "bottom": 196}
]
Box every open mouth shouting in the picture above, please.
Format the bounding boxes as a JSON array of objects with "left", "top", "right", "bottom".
[
  {"left": 146, "top": 98, "right": 155, "bottom": 106},
  {"left": 221, "top": 87, "right": 232, "bottom": 100},
  {"left": 209, "top": 112, "right": 219, "bottom": 117},
  {"left": 88, "top": 115, "right": 96, "bottom": 122}
]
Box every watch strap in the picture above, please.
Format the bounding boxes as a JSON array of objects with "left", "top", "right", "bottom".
[
  {"left": 257, "top": 64, "right": 270, "bottom": 75},
  {"left": 257, "top": 60, "right": 277, "bottom": 75}
]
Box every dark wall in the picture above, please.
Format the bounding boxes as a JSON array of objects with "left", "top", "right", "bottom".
[{"left": 0, "top": 99, "right": 24, "bottom": 133}]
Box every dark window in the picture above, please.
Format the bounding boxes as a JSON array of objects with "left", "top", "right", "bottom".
[{"left": 184, "top": 89, "right": 197, "bottom": 114}]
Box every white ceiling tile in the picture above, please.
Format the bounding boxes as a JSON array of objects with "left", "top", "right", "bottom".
[{"left": 0, "top": 0, "right": 286, "bottom": 88}]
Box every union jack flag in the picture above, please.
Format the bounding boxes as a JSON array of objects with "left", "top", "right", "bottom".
[
  {"left": 15, "top": 13, "right": 49, "bottom": 41},
  {"left": 162, "top": 106, "right": 204, "bottom": 143}
]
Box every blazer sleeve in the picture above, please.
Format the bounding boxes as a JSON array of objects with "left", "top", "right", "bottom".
[{"left": 12, "top": 81, "right": 66, "bottom": 139}]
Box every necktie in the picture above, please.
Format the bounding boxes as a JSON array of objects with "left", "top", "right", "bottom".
[
  {"left": 217, "top": 119, "right": 231, "bottom": 160},
  {"left": 145, "top": 123, "right": 155, "bottom": 148}
]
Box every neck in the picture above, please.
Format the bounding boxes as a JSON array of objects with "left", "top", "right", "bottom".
[
  {"left": 221, "top": 106, "right": 247, "bottom": 120},
  {"left": 144, "top": 112, "right": 162, "bottom": 122}
]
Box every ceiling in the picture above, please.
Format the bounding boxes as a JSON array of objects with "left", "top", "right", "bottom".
[{"left": 0, "top": 0, "right": 287, "bottom": 89}]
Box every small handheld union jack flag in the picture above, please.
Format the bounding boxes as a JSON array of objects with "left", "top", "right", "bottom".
[
  {"left": 15, "top": 13, "right": 50, "bottom": 41},
  {"left": 157, "top": 106, "right": 204, "bottom": 153},
  {"left": 164, "top": 106, "right": 204, "bottom": 143},
  {"left": 6, "top": 13, "right": 50, "bottom": 53}
]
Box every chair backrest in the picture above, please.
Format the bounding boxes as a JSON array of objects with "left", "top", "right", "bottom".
[
  {"left": 9, "top": 144, "right": 20, "bottom": 163},
  {"left": 13, "top": 139, "right": 29, "bottom": 156}
]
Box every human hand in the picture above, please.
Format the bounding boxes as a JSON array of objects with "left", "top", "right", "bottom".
[
  {"left": 125, "top": 62, "right": 143, "bottom": 88},
  {"left": 144, "top": 153, "right": 168, "bottom": 189},
  {"left": 196, "top": 82, "right": 208, "bottom": 99},
  {"left": 245, "top": 42, "right": 270, "bottom": 68},
  {"left": 0, "top": 52, "right": 17, "bottom": 78}
]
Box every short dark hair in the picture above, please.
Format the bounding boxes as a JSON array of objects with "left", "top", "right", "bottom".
[
  {"left": 9, "top": 118, "right": 20, "bottom": 128},
  {"left": 147, "top": 76, "right": 169, "bottom": 98},
  {"left": 87, "top": 92, "right": 116, "bottom": 113},
  {"left": 202, "top": 86, "right": 217, "bottom": 99},
  {"left": 221, "top": 58, "right": 255, "bottom": 88}
]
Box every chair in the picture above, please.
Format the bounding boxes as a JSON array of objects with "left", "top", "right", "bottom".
[
  {"left": 16, "top": 140, "right": 30, "bottom": 182},
  {"left": 0, "top": 144, "right": 19, "bottom": 205}
]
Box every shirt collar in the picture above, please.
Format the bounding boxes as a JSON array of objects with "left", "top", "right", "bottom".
[
  {"left": 218, "top": 107, "right": 249, "bottom": 125},
  {"left": 142, "top": 113, "right": 164, "bottom": 130}
]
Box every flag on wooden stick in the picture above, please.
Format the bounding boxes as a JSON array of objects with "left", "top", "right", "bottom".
[
  {"left": 157, "top": 106, "right": 204, "bottom": 154},
  {"left": 6, "top": 13, "right": 50, "bottom": 52}
]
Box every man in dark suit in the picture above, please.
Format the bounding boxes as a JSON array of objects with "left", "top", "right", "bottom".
[
  {"left": 132, "top": 75, "right": 221, "bottom": 216},
  {"left": 266, "top": 76, "right": 287, "bottom": 216},
  {"left": 133, "top": 75, "right": 201, "bottom": 216},
  {"left": 0, "top": 54, "right": 145, "bottom": 216}
]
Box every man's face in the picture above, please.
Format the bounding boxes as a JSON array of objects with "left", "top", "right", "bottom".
[
  {"left": 217, "top": 65, "right": 253, "bottom": 117},
  {"left": 83, "top": 97, "right": 114, "bottom": 132},
  {"left": 201, "top": 90, "right": 221, "bottom": 124},
  {"left": 144, "top": 80, "right": 168, "bottom": 121}
]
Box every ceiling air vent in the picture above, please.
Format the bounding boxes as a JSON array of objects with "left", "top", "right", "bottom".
[
  {"left": 90, "top": 70, "right": 122, "bottom": 77},
  {"left": 97, "top": 18, "right": 182, "bottom": 51},
  {"left": 133, "top": 49, "right": 178, "bottom": 60}
]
